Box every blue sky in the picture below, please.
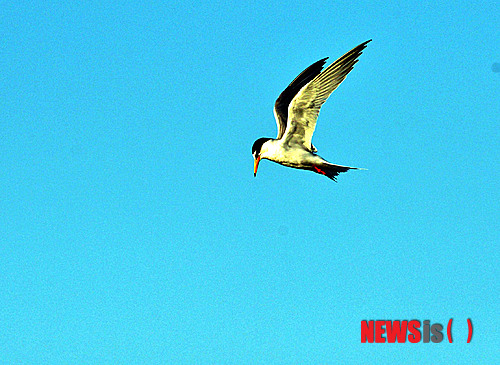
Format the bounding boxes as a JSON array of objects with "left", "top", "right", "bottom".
[{"left": 1, "top": 0, "right": 498, "bottom": 363}]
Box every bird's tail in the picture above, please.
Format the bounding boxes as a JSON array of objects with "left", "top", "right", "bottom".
[{"left": 312, "top": 163, "right": 365, "bottom": 182}]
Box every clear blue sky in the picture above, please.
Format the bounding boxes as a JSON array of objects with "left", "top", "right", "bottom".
[{"left": 1, "top": 0, "right": 498, "bottom": 363}]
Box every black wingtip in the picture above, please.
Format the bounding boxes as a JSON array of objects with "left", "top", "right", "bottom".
[
  {"left": 354, "top": 39, "right": 372, "bottom": 52},
  {"left": 357, "top": 39, "right": 372, "bottom": 52},
  {"left": 361, "top": 39, "right": 372, "bottom": 50}
]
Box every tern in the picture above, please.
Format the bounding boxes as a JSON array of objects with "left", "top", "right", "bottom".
[{"left": 252, "top": 40, "right": 371, "bottom": 181}]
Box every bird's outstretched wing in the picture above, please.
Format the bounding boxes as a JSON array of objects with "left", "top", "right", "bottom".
[
  {"left": 273, "top": 58, "right": 328, "bottom": 140},
  {"left": 283, "top": 40, "right": 371, "bottom": 150}
]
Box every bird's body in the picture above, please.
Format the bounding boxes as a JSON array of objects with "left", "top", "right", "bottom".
[
  {"left": 257, "top": 138, "right": 326, "bottom": 169},
  {"left": 252, "top": 40, "right": 371, "bottom": 181}
]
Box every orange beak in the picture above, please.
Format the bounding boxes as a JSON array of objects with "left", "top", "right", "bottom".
[{"left": 253, "top": 156, "right": 261, "bottom": 177}]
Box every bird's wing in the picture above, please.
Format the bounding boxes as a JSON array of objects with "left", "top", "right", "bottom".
[
  {"left": 273, "top": 58, "right": 328, "bottom": 140},
  {"left": 283, "top": 40, "right": 371, "bottom": 150}
]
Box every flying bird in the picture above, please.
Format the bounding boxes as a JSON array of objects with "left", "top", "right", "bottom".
[{"left": 252, "top": 40, "right": 371, "bottom": 181}]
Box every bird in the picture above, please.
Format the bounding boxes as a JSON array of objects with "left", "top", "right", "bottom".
[{"left": 252, "top": 40, "right": 371, "bottom": 181}]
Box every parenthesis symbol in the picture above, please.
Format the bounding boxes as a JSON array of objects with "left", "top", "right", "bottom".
[
  {"left": 467, "top": 318, "right": 473, "bottom": 343},
  {"left": 447, "top": 318, "right": 453, "bottom": 343}
]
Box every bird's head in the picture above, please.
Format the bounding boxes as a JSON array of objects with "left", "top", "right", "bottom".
[{"left": 251, "top": 137, "right": 272, "bottom": 177}]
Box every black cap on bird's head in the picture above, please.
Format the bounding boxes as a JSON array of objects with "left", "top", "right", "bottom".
[
  {"left": 251, "top": 137, "right": 271, "bottom": 177},
  {"left": 252, "top": 138, "right": 269, "bottom": 156}
]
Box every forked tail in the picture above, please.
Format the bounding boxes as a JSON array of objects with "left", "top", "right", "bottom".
[{"left": 312, "top": 163, "right": 363, "bottom": 181}]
